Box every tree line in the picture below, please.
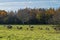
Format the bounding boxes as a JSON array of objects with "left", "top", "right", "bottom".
[{"left": 0, "top": 8, "right": 60, "bottom": 24}]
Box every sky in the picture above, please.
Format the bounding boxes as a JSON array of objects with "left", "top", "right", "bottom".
[{"left": 0, "top": 0, "right": 60, "bottom": 11}]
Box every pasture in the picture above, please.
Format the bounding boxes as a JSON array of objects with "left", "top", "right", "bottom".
[{"left": 0, "top": 25, "right": 60, "bottom": 40}]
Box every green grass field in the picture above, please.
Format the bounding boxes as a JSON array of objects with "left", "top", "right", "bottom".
[{"left": 0, "top": 25, "right": 60, "bottom": 40}]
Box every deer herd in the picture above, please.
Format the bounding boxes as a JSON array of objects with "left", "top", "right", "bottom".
[{"left": 4, "top": 25, "right": 60, "bottom": 31}]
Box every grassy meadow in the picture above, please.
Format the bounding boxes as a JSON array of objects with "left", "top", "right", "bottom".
[{"left": 0, "top": 25, "right": 59, "bottom": 40}]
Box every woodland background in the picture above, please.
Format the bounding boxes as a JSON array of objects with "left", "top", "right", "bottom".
[{"left": 0, "top": 8, "right": 60, "bottom": 24}]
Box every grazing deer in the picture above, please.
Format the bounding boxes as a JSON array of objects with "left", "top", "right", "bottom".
[
  {"left": 29, "top": 26, "right": 34, "bottom": 31},
  {"left": 59, "top": 28, "right": 60, "bottom": 30},
  {"left": 30, "top": 26, "right": 34, "bottom": 28},
  {"left": 7, "top": 25, "right": 12, "bottom": 29},
  {"left": 17, "top": 26, "right": 22, "bottom": 30},
  {"left": 54, "top": 28, "right": 57, "bottom": 31},
  {"left": 38, "top": 27, "right": 43, "bottom": 30},
  {"left": 54, "top": 27, "right": 60, "bottom": 31},
  {"left": 46, "top": 27, "right": 49, "bottom": 30},
  {"left": 26, "top": 28, "right": 29, "bottom": 30}
]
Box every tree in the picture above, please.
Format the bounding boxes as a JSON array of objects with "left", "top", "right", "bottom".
[
  {"left": 0, "top": 10, "right": 7, "bottom": 24},
  {"left": 46, "top": 8, "right": 55, "bottom": 24},
  {"left": 17, "top": 8, "right": 31, "bottom": 24},
  {"left": 50, "top": 8, "right": 60, "bottom": 24}
]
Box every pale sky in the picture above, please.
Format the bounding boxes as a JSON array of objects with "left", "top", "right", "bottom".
[{"left": 0, "top": 0, "right": 60, "bottom": 11}]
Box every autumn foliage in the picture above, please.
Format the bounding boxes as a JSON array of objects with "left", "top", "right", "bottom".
[{"left": 0, "top": 8, "right": 60, "bottom": 24}]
